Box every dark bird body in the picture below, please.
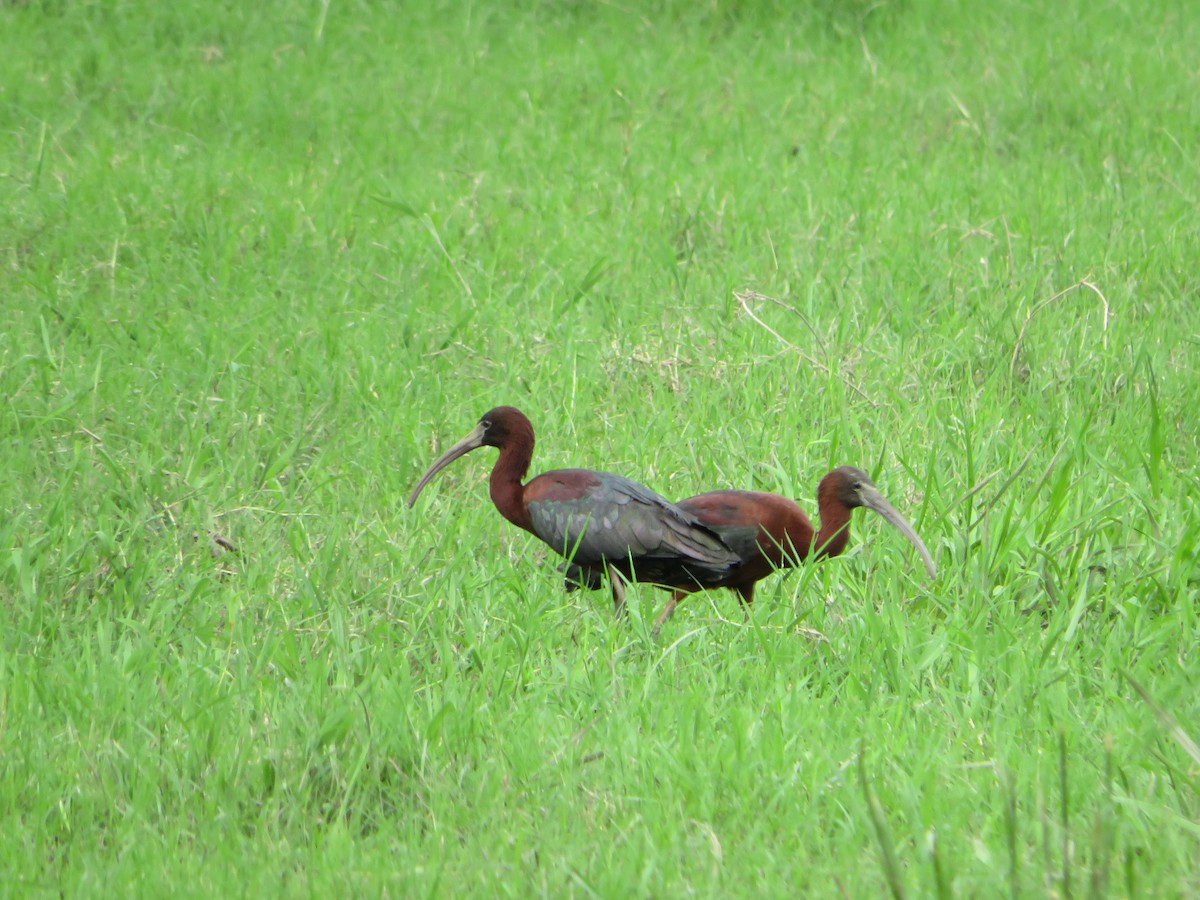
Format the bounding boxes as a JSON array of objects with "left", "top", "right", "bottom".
[
  {"left": 567, "top": 466, "right": 937, "bottom": 633},
  {"left": 408, "top": 407, "right": 741, "bottom": 612}
]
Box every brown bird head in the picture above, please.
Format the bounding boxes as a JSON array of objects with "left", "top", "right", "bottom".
[
  {"left": 823, "top": 466, "right": 938, "bottom": 578},
  {"left": 407, "top": 406, "right": 534, "bottom": 507},
  {"left": 473, "top": 406, "right": 533, "bottom": 448}
]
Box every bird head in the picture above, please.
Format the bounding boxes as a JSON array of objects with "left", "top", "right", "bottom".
[
  {"left": 823, "top": 466, "right": 938, "bottom": 578},
  {"left": 407, "top": 406, "right": 534, "bottom": 507}
]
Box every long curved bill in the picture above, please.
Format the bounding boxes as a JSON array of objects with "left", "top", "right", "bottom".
[
  {"left": 407, "top": 422, "right": 488, "bottom": 507},
  {"left": 859, "top": 485, "right": 938, "bottom": 578}
]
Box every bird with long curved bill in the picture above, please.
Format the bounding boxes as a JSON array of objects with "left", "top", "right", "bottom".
[
  {"left": 407, "top": 406, "right": 743, "bottom": 614},
  {"left": 566, "top": 466, "right": 937, "bottom": 634}
]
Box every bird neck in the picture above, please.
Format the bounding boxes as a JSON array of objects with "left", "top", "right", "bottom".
[
  {"left": 488, "top": 434, "right": 535, "bottom": 533},
  {"left": 813, "top": 483, "right": 853, "bottom": 559}
]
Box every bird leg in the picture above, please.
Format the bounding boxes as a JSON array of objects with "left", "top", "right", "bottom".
[
  {"left": 650, "top": 590, "right": 687, "bottom": 637},
  {"left": 736, "top": 584, "right": 755, "bottom": 614},
  {"left": 651, "top": 583, "right": 756, "bottom": 636},
  {"left": 607, "top": 565, "right": 629, "bottom": 618}
]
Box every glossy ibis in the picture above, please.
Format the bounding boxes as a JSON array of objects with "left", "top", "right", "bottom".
[
  {"left": 407, "top": 406, "right": 742, "bottom": 613},
  {"left": 565, "top": 466, "right": 936, "bottom": 633}
]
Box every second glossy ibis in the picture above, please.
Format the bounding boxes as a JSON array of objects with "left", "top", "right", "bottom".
[{"left": 566, "top": 465, "right": 937, "bottom": 633}]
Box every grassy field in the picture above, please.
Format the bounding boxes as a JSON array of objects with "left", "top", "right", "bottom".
[{"left": 3, "top": 0, "right": 1198, "bottom": 895}]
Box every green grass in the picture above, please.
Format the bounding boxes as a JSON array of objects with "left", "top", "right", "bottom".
[{"left": 2, "top": 0, "right": 1198, "bottom": 894}]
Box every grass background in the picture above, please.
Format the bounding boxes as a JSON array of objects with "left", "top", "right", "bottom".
[{"left": 2, "top": 0, "right": 1198, "bottom": 894}]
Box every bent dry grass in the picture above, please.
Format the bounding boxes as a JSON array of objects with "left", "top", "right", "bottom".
[{"left": 2, "top": 0, "right": 1199, "bottom": 894}]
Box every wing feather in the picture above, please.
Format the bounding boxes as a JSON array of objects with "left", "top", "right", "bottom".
[{"left": 526, "top": 469, "right": 739, "bottom": 584}]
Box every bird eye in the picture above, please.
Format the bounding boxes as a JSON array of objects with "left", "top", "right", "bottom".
[
  {"left": 851, "top": 481, "right": 863, "bottom": 490},
  {"left": 481, "top": 419, "right": 492, "bottom": 429}
]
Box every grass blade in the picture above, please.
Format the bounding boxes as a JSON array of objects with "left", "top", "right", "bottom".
[{"left": 858, "top": 748, "right": 907, "bottom": 900}]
